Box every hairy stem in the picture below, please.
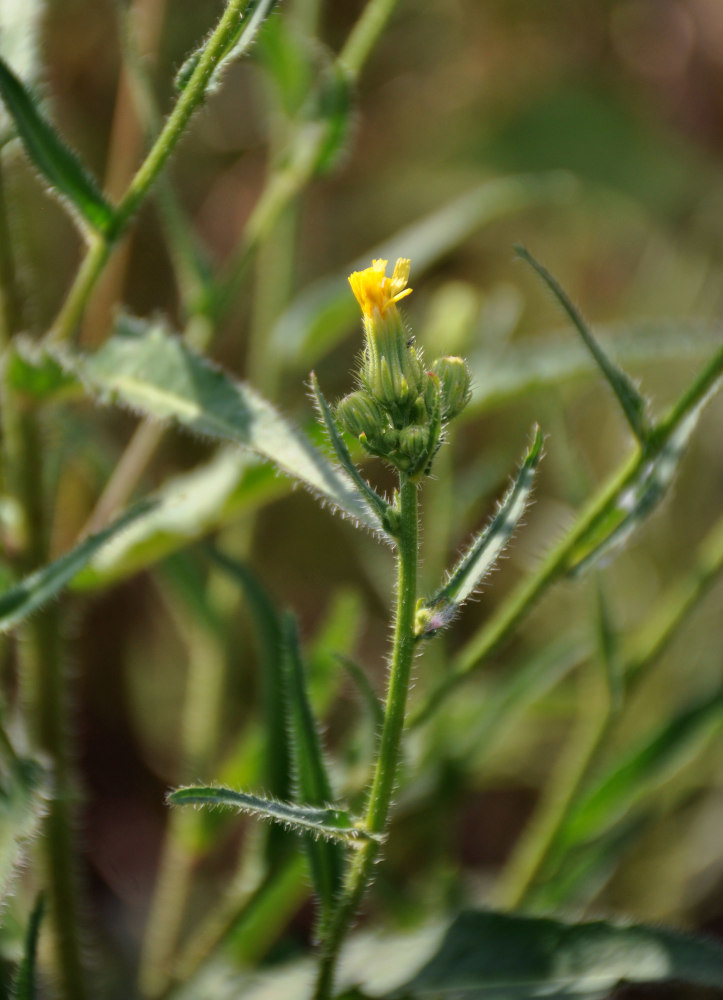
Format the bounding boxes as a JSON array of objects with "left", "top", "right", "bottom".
[{"left": 313, "top": 476, "right": 418, "bottom": 1000}]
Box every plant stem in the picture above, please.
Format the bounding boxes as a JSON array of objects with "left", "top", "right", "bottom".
[
  {"left": 494, "top": 671, "right": 612, "bottom": 911},
  {"left": 47, "top": 0, "right": 253, "bottom": 344},
  {"left": 313, "top": 476, "right": 419, "bottom": 1000},
  {"left": 339, "top": 0, "right": 402, "bottom": 78}
]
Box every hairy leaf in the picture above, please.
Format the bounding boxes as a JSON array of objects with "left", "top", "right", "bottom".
[
  {"left": 0, "top": 746, "right": 48, "bottom": 904},
  {"left": 387, "top": 910, "right": 723, "bottom": 999},
  {"left": 0, "top": 55, "right": 114, "bottom": 233},
  {"left": 65, "top": 316, "right": 385, "bottom": 537},
  {"left": 416, "top": 427, "right": 543, "bottom": 637},
  {"left": 0, "top": 0, "right": 43, "bottom": 145},
  {"left": 167, "top": 786, "right": 379, "bottom": 847},
  {"left": 0, "top": 501, "right": 155, "bottom": 632}
]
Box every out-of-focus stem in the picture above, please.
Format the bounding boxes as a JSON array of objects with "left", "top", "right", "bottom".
[{"left": 339, "top": 0, "right": 402, "bottom": 78}]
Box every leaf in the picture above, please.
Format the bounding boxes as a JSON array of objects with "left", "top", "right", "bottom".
[
  {"left": 0, "top": 55, "right": 114, "bottom": 233},
  {"left": 64, "top": 315, "right": 386, "bottom": 538},
  {"left": 467, "top": 320, "right": 723, "bottom": 414},
  {"left": 387, "top": 910, "right": 723, "bottom": 999},
  {"left": 310, "top": 373, "right": 397, "bottom": 535},
  {"left": 270, "top": 172, "right": 577, "bottom": 370},
  {"left": 0, "top": 742, "right": 48, "bottom": 904},
  {"left": 175, "top": 0, "right": 280, "bottom": 95},
  {"left": 3, "top": 335, "right": 79, "bottom": 402},
  {"left": 282, "top": 614, "right": 345, "bottom": 920},
  {"left": 557, "top": 690, "right": 723, "bottom": 848},
  {"left": 416, "top": 427, "right": 543, "bottom": 637},
  {"left": 0, "top": 501, "right": 155, "bottom": 632},
  {"left": 515, "top": 246, "right": 650, "bottom": 442},
  {"left": 11, "top": 894, "right": 44, "bottom": 1000},
  {"left": 167, "top": 786, "right": 379, "bottom": 848},
  {"left": 0, "top": 0, "right": 43, "bottom": 146},
  {"left": 567, "top": 390, "right": 712, "bottom": 576},
  {"left": 72, "top": 448, "right": 284, "bottom": 591}
]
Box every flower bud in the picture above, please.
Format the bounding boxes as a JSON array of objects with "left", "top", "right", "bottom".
[
  {"left": 431, "top": 356, "right": 472, "bottom": 423},
  {"left": 398, "top": 425, "right": 430, "bottom": 469},
  {"left": 336, "top": 390, "right": 386, "bottom": 444}
]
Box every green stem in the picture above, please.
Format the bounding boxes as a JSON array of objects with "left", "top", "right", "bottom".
[
  {"left": 339, "top": 0, "right": 402, "bottom": 78},
  {"left": 313, "top": 476, "right": 419, "bottom": 1000},
  {"left": 47, "top": 0, "right": 253, "bottom": 344}
]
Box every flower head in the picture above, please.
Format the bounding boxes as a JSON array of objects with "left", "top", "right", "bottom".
[{"left": 348, "top": 258, "right": 412, "bottom": 318}]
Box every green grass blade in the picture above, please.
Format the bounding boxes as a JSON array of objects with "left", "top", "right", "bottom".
[
  {"left": 516, "top": 245, "right": 649, "bottom": 442},
  {"left": 0, "top": 500, "right": 155, "bottom": 632},
  {"left": 310, "top": 373, "right": 396, "bottom": 535},
  {"left": 416, "top": 427, "right": 543, "bottom": 637},
  {"left": 388, "top": 910, "right": 723, "bottom": 999},
  {"left": 270, "top": 173, "right": 576, "bottom": 370},
  {"left": 282, "top": 614, "right": 345, "bottom": 919},
  {"left": 64, "top": 315, "right": 385, "bottom": 538},
  {"left": 0, "top": 55, "right": 114, "bottom": 233},
  {"left": 11, "top": 894, "right": 44, "bottom": 1000},
  {"left": 167, "top": 786, "right": 378, "bottom": 848},
  {"left": 559, "top": 690, "right": 723, "bottom": 848},
  {"left": 175, "top": 0, "right": 280, "bottom": 95}
]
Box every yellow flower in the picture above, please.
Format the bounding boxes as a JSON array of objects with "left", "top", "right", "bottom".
[{"left": 348, "top": 258, "right": 412, "bottom": 318}]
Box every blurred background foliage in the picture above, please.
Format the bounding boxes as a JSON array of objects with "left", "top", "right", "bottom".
[{"left": 1, "top": 0, "right": 722, "bottom": 995}]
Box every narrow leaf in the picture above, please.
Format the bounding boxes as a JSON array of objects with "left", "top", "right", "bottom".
[
  {"left": 0, "top": 0, "right": 43, "bottom": 146},
  {"left": 283, "top": 614, "right": 345, "bottom": 916},
  {"left": 72, "top": 449, "right": 283, "bottom": 591},
  {"left": 310, "top": 373, "right": 397, "bottom": 535},
  {"left": 568, "top": 392, "right": 711, "bottom": 576},
  {"left": 416, "top": 427, "right": 543, "bottom": 637},
  {"left": 388, "top": 910, "right": 723, "bottom": 999},
  {"left": 167, "top": 786, "right": 378, "bottom": 848},
  {"left": 337, "top": 654, "right": 384, "bottom": 731},
  {"left": 11, "top": 894, "right": 44, "bottom": 1000},
  {"left": 516, "top": 245, "right": 649, "bottom": 442},
  {"left": 0, "top": 55, "right": 114, "bottom": 233},
  {"left": 175, "top": 0, "right": 280, "bottom": 95},
  {"left": 64, "top": 316, "right": 385, "bottom": 537},
  {"left": 0, "top": 501, "right": 155, "bottom": 632},
  {"left": 558, "top": 690, "right": 723, "bottom": 848}
]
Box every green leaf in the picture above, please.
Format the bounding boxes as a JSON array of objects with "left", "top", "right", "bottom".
[
  {"left": 557, "top": 690, "right": 723, "bottom": 848},
  {"left": 282, "top": 614, "right": 345, "bottom": 920},
  {"left": 65, "top": 315, "right": 385, "bottom": 538},
  {"left": 0, "top": 0, "right": 43, "bottom": 146},
  {"left": 0, "top": 501, "right": 155, "bottom": 633},
  {"left": 270, "top": 173, "right": 577, "bottom": 370},
  {"left": 72, "top": 448, "right": 284, "bottom": 591},
  {"left": 175, "top": 0, "right": 280, "bottom": 95},
  {"left": 310, "top": 373, "right": 397, "bottom": 535},
  {"left": 3, "top": 336, "right": 79, "bottom": 402},
  {"left": 567, "top": 390, "right": 712, "bottom": 576},
  {"left": 11, "top": 894, "right": 44, "bottom": 1000},
  {"left": 387, "top": 910, "right": 723, "bottom": 999},
  {"left": 416, "top": 427, "right": 543, "bottom": 637},
  {"left": 515, "top": 246, "right": 650, "bottom": 442},
  {"left": 167, "top": 786, "right": 379, "bottom": 848},
  {"left": 0, "top": 741, "right": 48, "bottom": 904},
  {"left": 468, "top": 320, "right": 723, "bottom": 414},
  {"left": 0, "top": 55, "right": 114, "bottom": 233}
]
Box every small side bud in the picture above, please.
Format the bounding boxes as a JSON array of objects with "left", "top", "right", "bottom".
[
  {"left": 431, "top": 356, "right": 472, "bottom": 423},
  {"left": 336, "top": 390, "right": 386, "bottom": 444},
  {"left": 398, "top": 425, "right": 429, "bottom": 468}
]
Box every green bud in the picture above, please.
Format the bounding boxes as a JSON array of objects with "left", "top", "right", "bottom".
[
  {"left": 431, "top": 356, "right": 472, "bottom": 423},
  {"left": 336, "top": 390, "right": 386, "bottom": 443},
  {"left": 399, "top": 425, "right": 429, "bottom": 466},
  {"left": 361, "top": 311, "right": 425, "bottom": 422}
]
